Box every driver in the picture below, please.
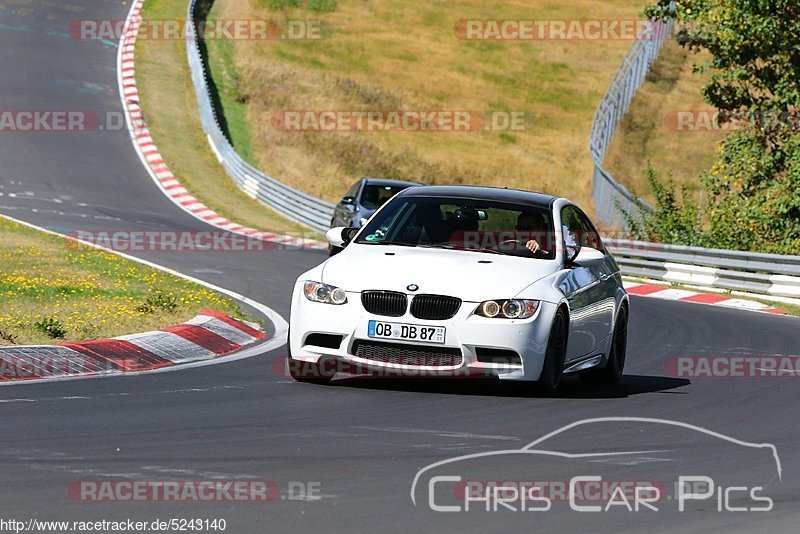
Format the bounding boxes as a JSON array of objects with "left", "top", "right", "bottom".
[{"left": 515, "top": 212, "right": 548, "bottom": 254}]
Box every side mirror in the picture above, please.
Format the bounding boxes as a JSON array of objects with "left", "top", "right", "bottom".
[
  {"left": 565, "top": 244, "right": 581, "bottom": 264},
  {"left": 326, "top": 227, "right": 358, "bottom": 248},
  {"left": 341, "top": 196, "right": 356, "bottom": 205},
  {"left": 571, "top": 246, "right": 605, "bottom": 266}
]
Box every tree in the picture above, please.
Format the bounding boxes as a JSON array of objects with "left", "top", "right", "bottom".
[{"left": 637, "top": 0, "right": 800, "bottom": 253}]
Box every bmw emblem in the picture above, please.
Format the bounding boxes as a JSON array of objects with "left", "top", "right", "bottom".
[{"left": 407, "top": 284, "right": 419, "bottom": 292}]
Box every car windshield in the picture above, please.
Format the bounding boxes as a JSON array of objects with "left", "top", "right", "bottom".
[
  {"left": 360, "top": 184, "right": 411, "bottom": 210},
  {"left": 354, "top": 196, "right": 556, "bottom": 259}
]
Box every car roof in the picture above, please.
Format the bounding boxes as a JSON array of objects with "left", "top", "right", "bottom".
[
  {"left": 361, "top": 177, "right": 423, "bottom": 188},
  {"left": 396, "top": 185, "right": 557, "bottom": 207}
]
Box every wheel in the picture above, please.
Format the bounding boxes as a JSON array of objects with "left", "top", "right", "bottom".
[
  {"left": 287, "top": 328, "right": 334, "bottom": 384},
  {"left": 537, "top": 309, "right": 567, "bottom": 392},
  {"left": 580, "top": 304, "right": 628, "bottom": 385}
]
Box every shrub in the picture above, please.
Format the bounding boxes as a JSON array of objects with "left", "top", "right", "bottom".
[
  {"left": 137, "top": 291, "right": 179, "bottom": 314},
  {"left": 34, "top": 317, "right": 67, "bottom": 339},
  {"left": 307, "top": 0, "right": 337, "bottom": 13}
]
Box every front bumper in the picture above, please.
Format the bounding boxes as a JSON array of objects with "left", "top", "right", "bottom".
[{"left": 289, "top": 282, "right": 558, "bottom": 381}]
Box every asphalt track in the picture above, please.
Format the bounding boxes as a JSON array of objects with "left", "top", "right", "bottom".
[{"left": 0, "top": 0, "right": 799, "bottom": 532}]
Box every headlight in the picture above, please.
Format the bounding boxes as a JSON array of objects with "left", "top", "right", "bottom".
[
  {"left": 303, "top": 281, "right": 347, "bottom": 305},
  {"left": 476, "top": 299, "right": 539, "bottom": 319}
]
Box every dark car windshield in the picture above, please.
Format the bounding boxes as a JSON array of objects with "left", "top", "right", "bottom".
[
  {"left": 360, "top": 184, "right": 412, "bottom": 210},
  {"left": 355, "top": 196, "right": 556, "bottom": 259}
]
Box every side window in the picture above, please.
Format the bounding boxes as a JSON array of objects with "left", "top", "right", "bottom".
[
  {"left": 576, "top": 210, "right": 604, "bottom": 252},
  {"left": 345, "top": 181, "right": 361, "bottom": 199},
  {"left": 561, "top": 206, "right": 582, "bottom": 250},
  {"left": 561, "top": 206, "right": 604, "bottom": 252}
]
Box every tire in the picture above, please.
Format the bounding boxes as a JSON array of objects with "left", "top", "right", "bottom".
[
  {"left": 287, "top": 328, "right": 334, "bottom": 384},
  {"left": 537, "top": 309, "right": 567, "bottom": 392},
  {"left": 580, "top": 304, "right": 628, "bottom": 385}
]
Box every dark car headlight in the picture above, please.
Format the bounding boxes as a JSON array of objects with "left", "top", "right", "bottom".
[
  {"left": 476, "top": 299, "right": 539, "bottom": 319},
  {"left": 303, "top": 281, "right": 347, "bottom": 305}
]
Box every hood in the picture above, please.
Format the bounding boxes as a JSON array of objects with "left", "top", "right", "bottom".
[{"left": 321, "top": 244, "right": 559, "bottom": 302}]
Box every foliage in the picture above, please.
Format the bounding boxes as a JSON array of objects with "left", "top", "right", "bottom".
[
  {"left": 624, "top": 165, "right": 703, "bottom": 245},
  {"left": 34, "top": 317, "right": 67, "bottom": 339},
  {"left": 635, "top": 0, "right": 800, "bottom": 253},
  {"left": 264, "top": 0, "right": 336, "bottom": 12},
  {"left": 136, "top": 290, "right": 179, "bottom": 314}
]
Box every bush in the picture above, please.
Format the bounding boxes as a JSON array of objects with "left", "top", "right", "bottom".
[
  {"left": 266, "top": 0, "right": 300, "bottom": 9},
  {"left": 623, "top": 165, "right": 703, "bottom": 246},
  {"left": 307, "top": 0, "right": 337, "bottom": 13},
  {"left": 137, "top": 291, "right": 179, "bottom": 314},
  {"left": 264, "top": 0, "right": 337, "bottom": 12},
  {"left": 34, "top": 317, "right": 67, "bottom": 339}
]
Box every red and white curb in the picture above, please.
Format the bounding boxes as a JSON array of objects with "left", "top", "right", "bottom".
[
  {"left": 117, "top": 0, "right": 325, "bottom": 250},
  {"left": 0, "top": 310, "right": 266, "bottom": 382},
  {"left": 624, "top": 281, "right": 787, "bottom": 315}
]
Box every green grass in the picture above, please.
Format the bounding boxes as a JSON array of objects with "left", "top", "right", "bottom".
[
  {"left": 136, "top": 0, "right": 313, "bottom": 238},
  {"left": 202, "top": 0, "right": 648, "bottom": 212},
  {"left": 0, "top": 216, "right": 249, "bottom": 345},
  {"left": 604, "top": 40, "right": 724, "bottom": 203},
  {"left": 204, "top": 34, "right": 257, "bottom": 164}
]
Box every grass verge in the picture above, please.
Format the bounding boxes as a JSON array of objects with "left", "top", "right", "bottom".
[
  {"left": 195, "top": 0, "right": 649, "bottom": 214},
  {"left": 135, "top": 0, "right": 310, "bottom": 237},
  {"left": 604, "top": 40, "right": 724, "bottom": 203},
  {"left": 0, "top": 216, "right": 250, "bottom": 345}
]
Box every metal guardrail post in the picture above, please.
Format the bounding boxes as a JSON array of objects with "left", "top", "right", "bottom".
[{"left": 589, "top": 19, "right": 673, "bottom": 229}]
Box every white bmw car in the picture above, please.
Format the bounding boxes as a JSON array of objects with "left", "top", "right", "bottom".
[{"left": 288, "top": 186, "right": 629, "bottom": 390}]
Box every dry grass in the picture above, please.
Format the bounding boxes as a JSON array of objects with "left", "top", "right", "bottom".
[
  {"left": 136, "top": 0, "right": 310, "bottom": 236},
  {"left": 604, "top": 40, "right": 724, "bottom": 201},
  {"left": 210, "top": 0, "right": 649, "bottom": 214},
  {"left": 0, "top": 217, "right": 247, "bottom": 345}
]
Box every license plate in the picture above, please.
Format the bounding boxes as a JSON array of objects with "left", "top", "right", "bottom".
[{"left": 367, "top": 320, "right": 446, "bottom": 344}]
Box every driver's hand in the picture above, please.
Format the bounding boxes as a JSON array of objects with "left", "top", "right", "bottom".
[{"left": 525, "top": 240, "right": 540, "bottom": 253}]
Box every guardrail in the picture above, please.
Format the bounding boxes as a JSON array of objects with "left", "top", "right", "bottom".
[
  {"left": 607, "top": 239, "right": 800, "bottom": 299},
  {"left": 185, "top": 0, "right": 334, "bottom": 233},
  {"left": 181, "top": 2, "right": 798, "bottom": 298},
  {"left": 589, "top": 20, "right": 673, "bottom": 228}
]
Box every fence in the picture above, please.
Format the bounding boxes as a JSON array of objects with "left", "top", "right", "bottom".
[
  {"left": 607, "top": 240, "right": 800, "bottom": 299},
  {"left": 589, "top": 19, "right": 673, "bottom": 228},
  {"left": 185, "top": 0, "right": 335, "bottom": 234},
  {"left": 182, "top": 4, "right": 799, "bottom": 298}
]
